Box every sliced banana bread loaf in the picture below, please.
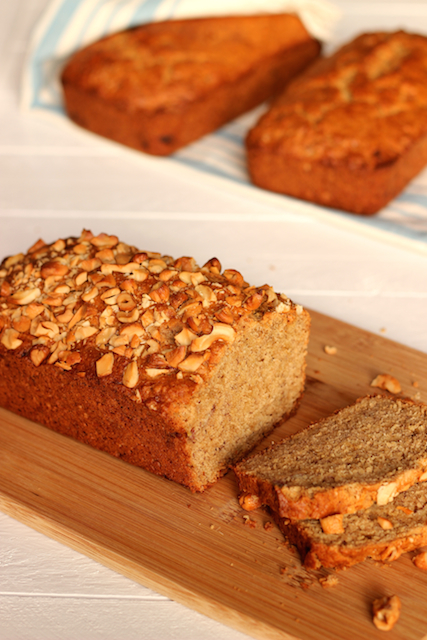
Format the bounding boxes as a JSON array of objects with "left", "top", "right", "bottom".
[
  {"left": 0, "top": 231, "right": 310, "bottom": 491},
  {"left": 235, "top": 396, "right": 427, "bottom": 518}
]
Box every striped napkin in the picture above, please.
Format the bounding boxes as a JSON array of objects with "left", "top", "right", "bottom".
[{"left": 21, "top": 0, "right": 427, "bottom": 253}]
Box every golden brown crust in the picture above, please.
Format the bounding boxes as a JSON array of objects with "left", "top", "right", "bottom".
[
  {"left": 246, "top": 30, "right": 427, "bottom": 215},
  {"left": 61, "top": 15, "right": 320, "bottom": 155},
  {"left": 0, "top": 231, "right": 308, "bottom": 491}
]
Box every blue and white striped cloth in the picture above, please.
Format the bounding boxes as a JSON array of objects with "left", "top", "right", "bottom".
[{"left": 21, "top": 0, "right": 427, "bottom": 253}]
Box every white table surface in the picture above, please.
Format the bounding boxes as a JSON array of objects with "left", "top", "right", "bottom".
[{"left": 2, "top": 1, "right": 427, "bottom": 639}]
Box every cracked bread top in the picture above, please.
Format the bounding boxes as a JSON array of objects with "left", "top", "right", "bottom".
[
  {"left": 247, "top": 30, "right": 427, "bottom": 169},
  {"left": 0, "top": 230, "right": 298, "bottom": 410},
  {"left": 61, "top": 14, "right": 313, "bottom": 113}
]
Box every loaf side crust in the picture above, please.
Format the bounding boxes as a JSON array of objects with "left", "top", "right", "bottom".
[
  {"left": 61, "top": 15, "right": 320, "bottom": 155},
  {"left": 246, "top": 30, "right": 427, "bottom": 214}
]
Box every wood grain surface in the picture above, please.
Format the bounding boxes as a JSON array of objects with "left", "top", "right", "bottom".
[{"left": 1, "top": 309, "right": 427, "bottom": 640}]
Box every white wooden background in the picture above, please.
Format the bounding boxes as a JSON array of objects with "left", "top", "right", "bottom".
[{"left": 1, "top": 1, "right": 427, "bottom": 638}]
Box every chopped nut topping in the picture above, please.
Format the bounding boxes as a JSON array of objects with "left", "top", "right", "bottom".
[
  {"left": 96, "top": 352, "right": 114, "bottom": 377},
  {"left": 0, "top": 231, "right": 301, "bottom": 392}
]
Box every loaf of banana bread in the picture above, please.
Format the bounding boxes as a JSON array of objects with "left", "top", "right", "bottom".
[
  {"left": 246, "top": 30, "right": 427, "bottom": 215},
  {"left": 61, "top": 14, "right": 320, "bottom": 155},
  {"left": 0, "top": 231, "right": 310, "bottom": 491}
]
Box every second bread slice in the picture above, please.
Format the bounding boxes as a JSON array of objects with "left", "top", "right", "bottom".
[{"left": 234, "top": 395, "right": 427, "bottom": 520}]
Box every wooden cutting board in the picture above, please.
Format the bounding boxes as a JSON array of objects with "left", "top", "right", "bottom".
[{"left": 1, "top": 309, "right": 427, "bottom": 640}]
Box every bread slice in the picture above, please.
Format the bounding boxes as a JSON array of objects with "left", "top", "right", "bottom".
[
  {"left": 234, "top": 396, "right": 427, "bottom": 519},
  {"left": 0, "top": 231, "right": 310, "bottom": 491},
  {"left": 280, "top": 482, "right": 427, "bottom": 569},
  {"left": 246, "top": 30, "right": 427, "bottom": 215},
  {"left": 61, "top": 14, "right": 320, "bottom": 155}
]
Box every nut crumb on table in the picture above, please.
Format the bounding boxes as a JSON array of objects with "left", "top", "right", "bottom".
[
  {"left": 324, "top": 345, "right": 337, "bottom": 355},
  {"left": 372, "top": 595, "right": 401, "bottom": 631},
  {"left": 371, "top": 373, "right": 402, "bottom": 394}
]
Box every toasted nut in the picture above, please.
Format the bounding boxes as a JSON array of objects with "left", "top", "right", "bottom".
[
  {"left": 25, "top": 303, "right": 45, "bottom": 319},
  {"left": 324, "top": 345, "right": 337, "bottom": 355},
  {"left": 244, "top": 292, "right": 264, "bottom": 311},
  {"left": 147, "top": 258, "right": 167, "bottom": 274},
  {"left": 371, "top": 374, "right": 401, "bottom": 394},
  {"left": 123, "top": 361, "right": 139, "bottom": 388},
  {"left": 120, "top": 323, "right": 145, "bottom": 337},
  {"left": 73, "top": 243, "right": 89, "bottom": 255},
  {"left": 223, "top": 269, "right": 244, "bottom": 286},
  {"left": 10, "top": 287, "right": 41, "bottom": 306},
  {"left": 377, "top": 517, "right": 393, "bottom": 530},
  {"left": 195, "top": 284, "right": 217, "bottom": 306},
  {"left": 81, "top": 286, "right": 99, "bottom": 302},
  {"left": 30, "top": 345, "right": 50, "bottom": 366},
  {"left": 276, "top": 301, "right": 291, "bottom": 313},
  {"left": 56, "top": 309, "right": 74, "bottom": 324},
  {"left": 146, "top": 368, "right": 168, "bottom": 378},
  {"left": 28, "top": 239, "right": 46, "bottom": 254},
  {"left": 238, "top": 493, "right": 262, "bottom": 511},
  {"left": 12, "top": 316, "right": 31, "bottom": 333},
  {"left": 190, "top": 323, "right": 235, "bottom": 352},
  {"left": 95, "top": 248, "right": 115, "bottom": 263},
  {"left": 51, "top": 239, "right": 66, "bottom": 252},
  {"left": 1, "top": 328, "right": 23, "bottom": 350},
  {"left": 175, "top": 327, "right": 197, "bottom": 346},
  {"left": 165, "top": 346, "right": 186, "bottom": 368},
  {"left": 80, "top": 258, "right": 101, "bottom": 272},
  {"left": 158, "top": 269, "right": 177, "bottom": 282},
  {"left": 116, "top": 308, "right": 139, "bottom": 324},
  {"left": 117, "top": 292, "right": 136, "bottom": 311},
  {"left": 74, "top": 325, "right": 98, "bottom": 341},
  {"left": 90, "top": 233, "right": 118, "bottom": 249},
  {"left": 413, "top": 551, "right": 427, "bottom": 570},
  {"left": 68, "top": 304, "right": 87, "bottom": 329},
  {"left": 150, "top": 282, "right": 170, "bottom": 303},
  {"left": 4, "top": 253, "right": 25, "bottom": 269},
  {"left": 109, "top": 334, "right": 129, "bottom": 348},
  {"left": 178, "top": 353, "right": 205, "bottom": 373},
  {"left": 100, "top": 287, "right": 120, "bottom": 305},
  {"left": 141, "top": 309, "right": 154, "bottom": 328},
  {"left": 320, "top": 514, "right": 344, "bottom": 535},
  {"left": 40, "top": 261, "right": 69, "bottom": 279},
  {"left": 420, "top": 471, "right": 427, "bottom": 482},
  {"left": 202, "top": 257, "right": 221, "bottom": 274},
  {"left": 54, "top": 285, "right": 70, "bottom": 295},
  {"left": 96, "top": 327, "right": 117, "bottom": 346},
  {"left": 1, "top": 281, "right": 11, "bottom": 297},
  {"left": 377, "top": 482, "right": 398, "bottom": 506},
  {"left": 372, "top": 595, "right": 401, "bottom": 631},
  {"left": 179, "top": 271, "right": 206, "bottom": 286},
  {"left": 215, "top": 307, "right": 234, "bottom": 324},
  {"left": 96, "top": 352, "right": 114, "bottom": 377}
]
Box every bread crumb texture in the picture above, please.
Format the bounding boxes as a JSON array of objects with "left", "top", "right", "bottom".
[{"left": 0, "top": 230, "right": 310, "bottom": 491}]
